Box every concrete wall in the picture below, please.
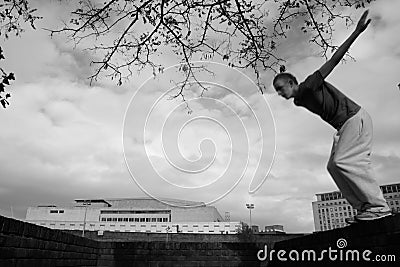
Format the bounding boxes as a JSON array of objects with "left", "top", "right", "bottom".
[
  {"left": 27, "top": 206, "right": 100, "bottom": 224},
  {"left": 65, "top": 230, "right": 304, "bottom": 243}
]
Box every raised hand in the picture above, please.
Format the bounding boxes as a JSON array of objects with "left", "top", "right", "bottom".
[{"left": 355, "top": 10, "right": 372, "bottom": 33}]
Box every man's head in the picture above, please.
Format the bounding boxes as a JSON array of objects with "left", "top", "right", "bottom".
[{"left": 273, "top": 73, "right": 299, "bottom": 99}]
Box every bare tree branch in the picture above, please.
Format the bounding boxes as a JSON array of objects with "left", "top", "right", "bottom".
[{"left": 46, "top": 0, "right": 375, "bottom": 99}]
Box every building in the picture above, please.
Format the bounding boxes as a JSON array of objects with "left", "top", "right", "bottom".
[
  {"left": 264, "top": 225, "right": 285, "bottom": 234},
  {"left": 25, "top": 198, "right": 241, "bottom": 234},
  {"left": 312, "top": 182, "right": 400, "bottom": 232}
]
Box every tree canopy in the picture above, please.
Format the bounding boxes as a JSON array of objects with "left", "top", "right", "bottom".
[
  {"left": 49, "top": 0, "right": 374, "bottom": 94},
  {"left": 1, "top": 0, "right": 374, "bottom": 108},
  {"left": 0, "top": 0, "right": 42, "bottom": 108}
]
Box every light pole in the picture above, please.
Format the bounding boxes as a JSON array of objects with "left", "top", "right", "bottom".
[
  {"left": 246, "top": 203, "right": 254, "bottom": 230},
  {"left": 82, "top": 201, "right": 90, "bottom": 237}
]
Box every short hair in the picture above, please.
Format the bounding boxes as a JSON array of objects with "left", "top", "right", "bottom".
[{"left": 273, "top": 72, "right": 298, "bottom": 86}]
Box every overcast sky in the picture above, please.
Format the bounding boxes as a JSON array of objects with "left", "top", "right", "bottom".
[{"left": 0, "top": 0, "right": 399, "bottom": 233}]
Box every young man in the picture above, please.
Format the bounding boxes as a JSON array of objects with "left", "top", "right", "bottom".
[{"left": 273, "top": 10, "right": 391, "bottom": 223}]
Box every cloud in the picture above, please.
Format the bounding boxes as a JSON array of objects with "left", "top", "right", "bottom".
[{"left": 1, "top": 0, "right": 400, "bottom": 234}]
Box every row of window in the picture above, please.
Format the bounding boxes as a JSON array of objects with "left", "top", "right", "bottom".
[
  {"left": 387, "top": 200, "right": 400, "bottom": 206},
  {"left": 319, "top": 210, "right": 356, "bottom": 220},
  {"left": 100, "top": 217, "right": 170, "bottom": 222},
  {"left": 321, "top": 223, "right": 346, "bottom": 231},
  {"left": 317, "top": 200, "right": 348, "bottom": 207},
  {"left": 49, "top": 210, "right": 64, "bottom": 214},
  {"left": 381, "top": 184, "right": 400, "bottom": 194},
  {"left": 319, "top": 192, "right": 343, "bottom": 201},
  {"left": 318, "top": 187, "right": 400, "bottom": 203},
  {"left": 318, "top": 206, "right": 353, "bottom": 213}
]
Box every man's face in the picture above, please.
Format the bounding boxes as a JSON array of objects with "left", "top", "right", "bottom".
[{"left": 274, "top": 78, "right": 295, "bottom": 99}]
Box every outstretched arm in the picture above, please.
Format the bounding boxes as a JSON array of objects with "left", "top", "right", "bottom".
[{"left": 319, "top": 10, "right": 371, "bottom": 79}]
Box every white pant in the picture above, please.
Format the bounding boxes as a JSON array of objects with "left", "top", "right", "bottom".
[{"left": 327, "top": 108, "right": 389, "bottom": 212}]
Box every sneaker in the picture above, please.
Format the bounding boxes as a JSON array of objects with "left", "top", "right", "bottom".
[
  {"left": 355, "top": 210, "right": 392, "bottom": 221},
  {"left": 345, "top": 217, "right": 358, "bottom": 224}
]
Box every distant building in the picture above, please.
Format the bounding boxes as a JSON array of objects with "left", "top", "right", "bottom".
[
  {"left": 312, "top": 183, "right": 400, "bottom": 232},
  {"left": 25, "top": 198, "right": 241, "bottom": 234},
  {"left": 264, "top": 225, "right": 285, "bottom": 234}
]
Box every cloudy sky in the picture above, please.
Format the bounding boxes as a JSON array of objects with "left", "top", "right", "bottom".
[{"left": 0, "top": 0, "right": 399, "bottom": 233}]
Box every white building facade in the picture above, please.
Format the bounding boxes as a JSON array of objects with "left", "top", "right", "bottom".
[
  {"left": 312, "top": 183, "right": 400, "bottom": 232},
  {"left": 26, "top": 198, "right": 241, "bottom": 234}
]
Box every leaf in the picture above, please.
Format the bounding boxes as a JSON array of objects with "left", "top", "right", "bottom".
[
  {"left": 0, "top": 83, "right": 4, "bottom": 93},
  {"left": 5, "top": 93, "right": 11, "bottom": 99},
  {"left": 1, "top": 99, "right": 9, "bottom": 108},
  {"left": 2, "top": 78, "right": 9, "bottom": 85}
]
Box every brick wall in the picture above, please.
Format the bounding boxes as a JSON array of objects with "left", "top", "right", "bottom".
[
  {"left": 6, "top": 214, "right": 400, "bottom": 266},
  {"left": 97, "top": 241, "right": 268, "bottom": 267},
  {"left": 0, "top": 215, "right": 98, "bottom": 267},
  {"left": 268, "top": 214, "right": 400, "bottom": 267},
  {"left": 0, "top": 214, "right": 306, "bottom": 266}
]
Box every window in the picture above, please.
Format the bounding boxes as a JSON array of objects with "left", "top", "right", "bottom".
[
  {"left": 129, "top": 218, "right": 134, "bottom": 222},
  {"left": 123, "top": 218, "right": 128, "bottom": 222},
  {"left": 59, "top": 210, "right": 64, "bottom": 213},
  {"left": 140, "top": 218, "right": 145, "bottom": 222},
  {"left": 118, "top": 218, "right": 123, "bottom": 222},
  {"left": 50, "top": 210, "right": 58, "bottom": 214},
  {"left": 135, "top": 218, "right": 139, "bottom": 222},
  {"left": 151, "top": 218, "right": 156, "bottom": 222},
  {"left": 146, "top": 218, "right": 150, "bottom": 222},
  {"left": 157, "top": 218, "right": 162, "bottom": 222},
  {"left": 112, "top": 218, "right": 117, "bottom": 222},
  {"left": 107, "top": 218, "right": 112, "bottom": 222},
  {"left": 101, "top": 218, "right": 106, "bottom": 221}
]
